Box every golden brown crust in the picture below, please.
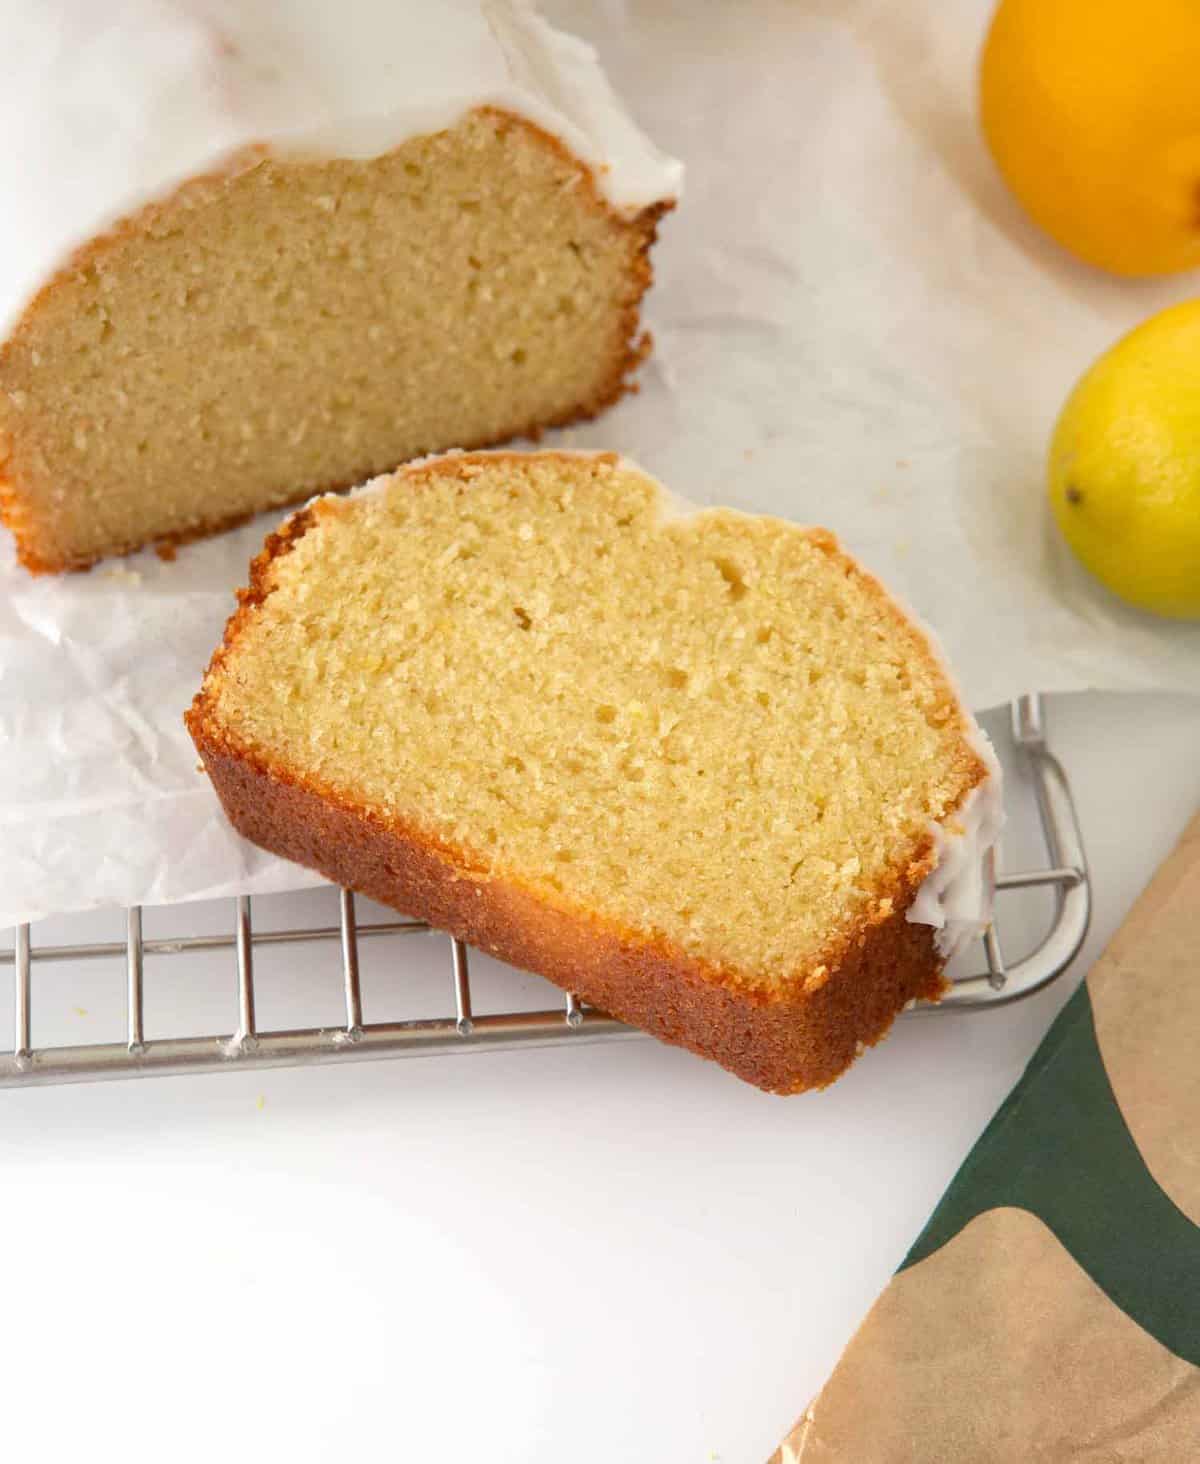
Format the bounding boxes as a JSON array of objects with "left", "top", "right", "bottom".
[
  {"left": 185, "top": 468, "right": 958, "bottom": 1094},
  {"left": 187, "top": 720, "right": 947, "bottom": 1094},
  {"left": 0, "top": 109, "right": 672, "bottom": 575}
]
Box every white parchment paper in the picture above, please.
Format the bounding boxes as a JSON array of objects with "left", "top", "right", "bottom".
[{"left": 2, "top": 0, "right": 1198, "bottom": 927}]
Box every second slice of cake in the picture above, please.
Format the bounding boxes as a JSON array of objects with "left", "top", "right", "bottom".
[
  {"left": 0, "top": 1, "right": 679, "bottom": 571},
  {"left": 187, "top": 451, "right": 1002, "bottom": 1093}
]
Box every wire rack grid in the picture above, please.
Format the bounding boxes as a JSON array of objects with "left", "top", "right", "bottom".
[{"left": 0, "top": 693, "right": 1089, "bottom": 1088}]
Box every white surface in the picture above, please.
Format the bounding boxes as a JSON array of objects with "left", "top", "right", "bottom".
[
  {"left": 3, "top": 0, "right": 1200, "bottom": 931},
  {"left": 0, "top": 0, "right": 680, "bottom": 334},
  {"left": 3, "top": 5, "right": 1200, "bottom": 1461},
  {"left": 1, "top": 690, "right": 1199, "bottom": 1464}
]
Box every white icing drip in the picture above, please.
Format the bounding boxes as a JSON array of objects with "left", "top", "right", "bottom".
[
  {"left": 902, "top": 625, "right": 1005, "bottom": 959},
  {"left": 906, "top": 737, "right": 1005, "bottom": 958},
  {"left": 0, "top": 1, "right": 682, "bottom": 337},
  {"left": 480, "top": 2, "right": 682, "bottom": 208}
]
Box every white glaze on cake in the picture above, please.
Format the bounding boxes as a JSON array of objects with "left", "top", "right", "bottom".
[
  {"left": 907, "top": 737, "right": 1004, "bottom": 958},
  {"left": 0, "top": 1, "right": 682, "bottom": 337},
  {"left": 902, "top": 636, "right": 1005, "bottom": 961},
  {"left": 338, "top": 450, "right": 1003, "bottom": 959}
]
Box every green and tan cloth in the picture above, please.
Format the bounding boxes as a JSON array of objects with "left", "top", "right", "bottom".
[{"left": 774, "top": 814, "right": 1200, "bottom": 1461}]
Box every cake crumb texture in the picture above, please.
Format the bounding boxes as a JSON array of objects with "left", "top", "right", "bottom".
[
  {"left": 0, "top": 111, "right": 665, "bottom": 572},
  {"left": 189, "top": 452, "right": 988, "bottom": 1090}
]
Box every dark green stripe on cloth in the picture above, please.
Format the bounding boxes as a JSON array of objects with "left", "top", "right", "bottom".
[{"left": 902, "top": 980, "right": 1200, "bottom": 1364}]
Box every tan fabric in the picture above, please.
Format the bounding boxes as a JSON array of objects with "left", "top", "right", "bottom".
[
  {"left": 1090, "top": 813, "right": 1200, "bottom": 1225},
  {"left": 775, "top": 1207, "right": 1200, "bottom": 1463}
]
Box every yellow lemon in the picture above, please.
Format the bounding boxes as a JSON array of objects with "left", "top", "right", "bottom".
[
  {"left": 1048, "top": 300, "right": 1200, "bottom": 620},
  {"left": 980, "top": 0, "right": 1200, "bottom": 277}
]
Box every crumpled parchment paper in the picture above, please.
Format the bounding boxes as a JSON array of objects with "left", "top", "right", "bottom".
[{"left": 2, "top": 0, "right": 1197, "bottom": 927}]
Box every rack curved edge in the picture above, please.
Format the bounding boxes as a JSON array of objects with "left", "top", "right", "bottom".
[{"left": 915, "top": 692, "right": 1091, "bottom": 1012}]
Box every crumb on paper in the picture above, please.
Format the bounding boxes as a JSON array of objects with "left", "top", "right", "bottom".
[
  {"left": 895, "top": 536, "right": 911, "bottom": 557},
  {"left": 103, "top": 565, "right": 142, "bottom": 586},
  {"left": 896, "top": 458, "right": 909, "bottom": 469},
  {"left": 155, "top": 541, "right": 177, "bottom": 562},
  {"left": 256, "top": 1094, "right": 266, "bottom": 1111},
  {"left": 72, "top": 1006, "right": 88, "bottom": 1018}
]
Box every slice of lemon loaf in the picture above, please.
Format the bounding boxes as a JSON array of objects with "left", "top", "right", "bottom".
[
  {"left": 187, "top": 452, "right": 1002, "bottom": 1093},
  {"left": 0, "top": 1, "right": 678, "bottom": 572}
]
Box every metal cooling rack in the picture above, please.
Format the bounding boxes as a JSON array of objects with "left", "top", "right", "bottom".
[{"left": 0, "top": 693, "right": 1089, "bottom": 1088}]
